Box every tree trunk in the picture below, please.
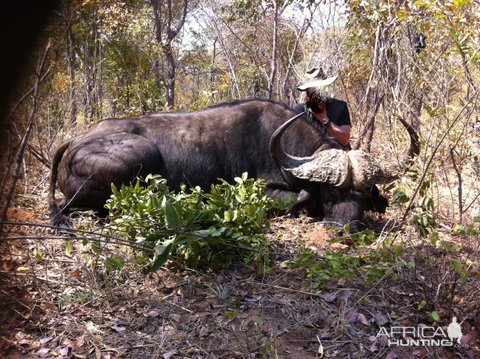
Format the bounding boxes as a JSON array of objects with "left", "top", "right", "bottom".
[
  {"left": 267, "top": 0, "right": 278, "bottom": 99},
  {"left": 64, "top": 2, "right": 77, "bottom": 125},
  {"left": 163, "top": 44, "right": 176, "bottom": 110},
  {"left": 150, "top": 0, "right": 189, "bottom": 111}
]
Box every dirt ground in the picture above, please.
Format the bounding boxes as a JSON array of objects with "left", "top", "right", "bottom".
[{"left": 1, "top": 199, "right": 479, "bottom": 359}]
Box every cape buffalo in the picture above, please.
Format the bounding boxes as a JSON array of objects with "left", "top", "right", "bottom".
[
  {"left": 49, "top": 99, "right": 418, "bottom": 230},
  {"left": 269, "top": 110, "right": 419, "bottom": 230}
]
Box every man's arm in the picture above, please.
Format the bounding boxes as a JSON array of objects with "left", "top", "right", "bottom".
[
  {"left": 311, "top": 103, "right": 351, "bottom": 146},
  {"left": 325, "top": 123, "right": 351, "bottom": 146}
]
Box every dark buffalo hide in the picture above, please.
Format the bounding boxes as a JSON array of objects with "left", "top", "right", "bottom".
[{"left": 49, "top": 99, "right": 386, "bottom": 230}]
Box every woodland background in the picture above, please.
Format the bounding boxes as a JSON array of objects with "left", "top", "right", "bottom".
[
  {"left": 0, "top": 0, "right": 479, "bottom": 358},
  {"left": 3, "top": 0, "right": 480, "bottom": 222}
]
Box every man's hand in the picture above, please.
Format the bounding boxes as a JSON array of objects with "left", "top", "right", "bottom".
[
  {"left": 311, "top": 103, "right": 351, "bottom": 146},
  {"left": 312, "top": 103, "right": 329, "bottom": 125}
]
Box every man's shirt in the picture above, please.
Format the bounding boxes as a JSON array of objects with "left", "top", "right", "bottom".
[{"left": 293, "top": 98, "right": 351, "bottom": 127}]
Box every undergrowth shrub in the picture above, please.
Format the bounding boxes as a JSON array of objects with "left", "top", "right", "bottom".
[
  {"left": 104, "top": 173, "right": 272, "bottom": 272},
  {"left": 292, "top": 219, "right": 480, "bottom": 322},
  {"left": 291, "top": 230, "right": 412, "bottom": 286}
]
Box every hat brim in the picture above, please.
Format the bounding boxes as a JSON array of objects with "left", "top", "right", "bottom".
[
  {"left": 297, "top": 75, "right": 337, "bottom": 91},
  {"left": 305, "top": 67, "right": 324, "bottom": 79}
]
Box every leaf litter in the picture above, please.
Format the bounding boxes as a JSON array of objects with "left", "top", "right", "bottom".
[{"left": 0, "top": 210, "right": 479, "bottom": 358}]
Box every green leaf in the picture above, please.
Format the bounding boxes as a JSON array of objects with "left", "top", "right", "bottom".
[
  {"left": 234, "top": 176, "right": 243, "bottom": 184},
  {"left": 110, "top": 256, "right": 125, "bottom": 269},
  {"left": 430, "top": 231, "right": 439, "bottom": 244},
  {"left": 397, "top": 8, "right": 409, "bottom": 21},
  {"left": 431, "top": 311, "right": 441, "bottom": 322},
  {"left": 32, "top": 247, "right": 43, "bottom": 260},
  {"left": 65, "top": 239, "right": 73, "bottom": 257},
  {"left": 151, "top": 242, "right": 175, "bottom": 272},
  {"left": 224, "top": 210, "right": 232, "bottom": 222},
  {"left": 451, "top": 259, "right": 463, "bottom": 273},
  {"left": 105, "top": 255, "right": 125, "bottom": 270},
  {"left": 165, "top": 201, "right": 179, "bottom": 229},
  {"left": 91, "top": 242, "right": 101, "bottom": 254},
  {"left": 393, "top": 245, "right": 404, "bottom": 256}
]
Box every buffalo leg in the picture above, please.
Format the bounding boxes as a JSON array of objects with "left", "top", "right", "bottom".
[{"left": 289, "top": 189, "right": 317, "bottom": 217}]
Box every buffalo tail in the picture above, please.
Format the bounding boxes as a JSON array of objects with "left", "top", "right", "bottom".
[{"left": 48, "top": 138, "right": 73, "bottom": 228}]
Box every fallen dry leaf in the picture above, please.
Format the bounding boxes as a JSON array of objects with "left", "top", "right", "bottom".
[
  {"left": 148, "top": 309, "right": 160, "bottom": 317},
  {"left": 460, "top": 330, "right": 477, "bottom": 346},
  {"left": 322, "top": 292, "right": 337, "bottom": 303},
  {"left": 35, "top": 348, "right": 50, "bottom": 357},
  {"left": 85, "top": 321, "right": 101, "bottom": 333},
  {"left": 358, "top": 313, "right": 369, "bottom": 326},
  {"left": 374, "top": 312, "right": 389, "bottom": 326},
  {"left": 58, "top": 345, "right": 71, "bottom": 357},
  {"left": 39, "top": 336, "right": 53, "bottom": 344},
  {"left": 7, "top": 207, "right": 36, "bottom": 221},
  {"left": 413, "top": 347, "right": 428, "bottom": 357},
  {"left": 347, "top": 311, "right": 359, "bottom": 322},
  {"left": 329, "top": 242, "right": 348, "bottom": 250},
  {"left": 199, "top": 325, "right": 209, "bottom": 337},
  {"left": 385, "top": 350, "right": 398, "bottom": 359},
  {"left": 71, "top": 268, "right": 82, "bottom": 277},
  {"left": 111, "top": 325, "right": 126, "bottom": 333},
  {"left": 168, "top": 313, "right": 181, "bottom": 322},
  {"left": 163, "top": 349, "right": 177, "bottom": 359},
  {"left": 17, "top": 338, "right": 33, "bottom": 346},
  {"left": 75, "top": 335, "right": 85, "bottom": 348},
  {"left": 338, "top": 289, "right": 353, "bottom": 301}
]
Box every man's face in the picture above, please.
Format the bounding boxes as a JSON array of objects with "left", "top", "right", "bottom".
[{"left": 305, "top": 89, "right": 325, "bottom": 112}]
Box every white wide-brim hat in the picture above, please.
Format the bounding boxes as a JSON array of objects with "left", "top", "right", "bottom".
[{"left": 297, "top": 67, "right": 338, "bottom": 91}]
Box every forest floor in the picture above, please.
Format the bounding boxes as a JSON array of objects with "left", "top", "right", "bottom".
[{"left": 0, "top": 186, "right": 480, "bottom": 358}]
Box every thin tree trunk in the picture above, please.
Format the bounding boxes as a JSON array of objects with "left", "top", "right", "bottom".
[
  {"left": 163, "top": 44, "right": 176, "bottom": 110},
  {"left": 267, "top": 0, "right": 278, "bottom": 99},
  {"left": 210, "top": 39, "right": 217, "bottom": 97},
  {"left": 97, "top": 38, "right": 103, "bottom": 119},
  {"left": 150, "top": 0, "right": 189, "bottom": 110},
  {"left": 91, "top": 8, "right": 98, "bottom": 119},
  {"left": 83, "top": 25, "right": 90, "bottom": 121},
  {"left": 65, "top": 3, "right": 77, "bottom": 125}
]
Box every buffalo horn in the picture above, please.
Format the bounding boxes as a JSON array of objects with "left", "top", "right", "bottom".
[
  {"left": 270, "top": 111, "right": 420, "bottom": 189},
  {"left": 348, "top": 116, "right": 421, "bottom": 187},
  {"left": 269, "top": 111, "right": 350, "bottom": 188}
]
